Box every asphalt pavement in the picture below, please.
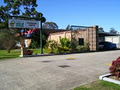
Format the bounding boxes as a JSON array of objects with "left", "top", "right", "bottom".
[{"left": 0, "top": 50, "right": 120, "bottom": 90}]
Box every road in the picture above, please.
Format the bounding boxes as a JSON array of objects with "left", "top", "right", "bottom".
[{"left": 0, "top": 50, "right": 120, "bottom": 90}]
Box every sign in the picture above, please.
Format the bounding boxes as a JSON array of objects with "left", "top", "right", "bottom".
[{"left": 9, "top": 19, "right": 40, "bottom": 29}]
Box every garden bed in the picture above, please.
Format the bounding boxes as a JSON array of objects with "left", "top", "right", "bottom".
[{"left": 99, "top": 73, "right": 120, "bottom": 85}]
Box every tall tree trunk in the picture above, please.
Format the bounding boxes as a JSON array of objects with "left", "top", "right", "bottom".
[{"left": 8, "top": 49, "right": 11, "bottom": 53}]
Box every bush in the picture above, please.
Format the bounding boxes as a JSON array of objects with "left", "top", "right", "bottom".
[
  {"left": 76, "top": 42, "right": 89, "bottom": 52},
  {"left": 56, "top": 46, "right": 70, "bottom": 53},
  {"left": 60, "top": 37, "right": 71, "bottom": 49},
  {"left": 0, "top": 29, "right": 16, "bottom": 53},
  {"left": 109, "top": 57, "right": 120, "bottom": 78},
  {"left": 45, "top": 38, "right": 89, "bottom": 53},
  {"left": 44, "top": 39, "right": 71, "bottom": 53},
  {"left": 59, "top": 37, "right": 71, "bottom": 53},
  {"left": 44, "top": 40, "right": 58, "bottom": 53},
  {"left": 29, "top": 40, "right": 38, "bottom": 49},
  {"left": 76, "top": 46, "right": 87, "bottom": 51}
]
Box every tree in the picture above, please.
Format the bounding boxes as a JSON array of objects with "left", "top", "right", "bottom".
[
  {"left": 42, "top": 22, "right": 58, "bottom": 29},
  {"left": 0, "top": 29, "right": 16, "bottom": 53},
  {"left": 3, "top": 0, "right": 38, "bottom": 16},
  {"left": 0, "top": 0, "right": 40, "bottom": 29},
  {"left": 99, "top": 27, "right": 104, "bottom": 32},
  {"left": 0, "top": 5, "right": 10, "bottom": 29},
  {"left": 110, "top": 28, "right": 118, "bottom": 34},
  {"left": 0, "top": 0, "right": 46, "bottom": 52},
  {"left": 66, "top": 25, "right": 71, "bottom": 30}
]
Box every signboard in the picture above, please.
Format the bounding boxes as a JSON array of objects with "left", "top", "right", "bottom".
[{"left": 9, "top": 19, "right": 40, "bottom": 29}]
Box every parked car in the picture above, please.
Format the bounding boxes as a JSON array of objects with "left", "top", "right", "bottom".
[{"left": 99, "top": 41, "right": 116, "bottom": 50}]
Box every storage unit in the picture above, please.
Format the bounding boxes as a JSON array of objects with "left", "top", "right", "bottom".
[{"left": 105, "top": 36, "right": 120, "bottom": 48}]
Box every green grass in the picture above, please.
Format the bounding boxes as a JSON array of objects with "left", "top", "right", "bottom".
[
  {"left": 0, "top": 49, "right": 20, "bottom": 60},
  {"left": 0, "top": 48, "right": 49, "bottom": 60},
  {"left": 74, "top": 80, "right": 120, "bottom": 90},
  {"left": 0, "top": 48, "right": 69, "bottom": 60},
  {"left": 31, "top": 48, "right": 50, "bottom": 54}
]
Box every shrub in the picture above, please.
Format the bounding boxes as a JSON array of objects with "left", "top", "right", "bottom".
[
  {"left": 29, "top": 40, "right": 38, "bottom": 49},
  {"left": 76, "top": 42, "right": 90, "bottom": 52},
  {"left": 0, "top": 29, "right": 16, "bottom": 53},
  {"left": 109, "top": 57, "right": 120, "bottom": 78},
  {"left": 76, "top": 46, "right": 86, "bottom": 51},
  {"left": 59, "top": 37, "right": 71, "bottom": 49},
  {"left": 45, "top": 40, "right": 58, "bottom": 53},
  {"left": 44, "top": 39, "right": 71, "bottom": 53},
  {"left": 71, "top": 42, "right": 77, "bottom": 52},
  {"left": 57, "top": 46, "right": 70, "bottom": 53},
  {"left": 59, "top": 37, "right": 71, "bottom": 53}
]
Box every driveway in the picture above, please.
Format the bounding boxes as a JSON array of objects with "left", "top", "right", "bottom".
[{"left": 0, "top": 50, "right": 120, "bottom": 90}]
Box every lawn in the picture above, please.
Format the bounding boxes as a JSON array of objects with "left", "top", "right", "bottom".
[
  {"left": 31, "top": 48, "right": 50, "bottom": 54},
  {"left": 0, "top": 48, "right": 49, "bottom": 60},
  {"left": 74, "top": 80, "right": 120, "bottom": 90},
  {"left": 0, "top": 49, "right": 20, "bottom": 60}
]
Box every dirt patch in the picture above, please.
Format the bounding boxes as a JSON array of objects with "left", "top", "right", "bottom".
[{"left": 109, "top": 75, "right": 120, "bottom": 81}]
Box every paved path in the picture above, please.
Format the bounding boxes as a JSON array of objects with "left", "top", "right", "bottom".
[{"left": 0, "top": 50, "right": 120, "bottom": 90}]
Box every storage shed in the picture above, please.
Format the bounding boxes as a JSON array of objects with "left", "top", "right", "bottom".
[{"left": 105, "top": 36, "right": 120, "bottom": 48}]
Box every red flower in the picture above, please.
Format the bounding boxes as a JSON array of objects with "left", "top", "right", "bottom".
[
  {"left": 109, "top": 66, "right": 116, "bottom": 73},
  {"left": 117, "top": 57, "right": 120, "bottom": 61},
  {"left": 112, "top": 61, "right": 117, "bottom": 66},
  {"left": 109, "top": 57, "right": 120, "bottom": 77}
]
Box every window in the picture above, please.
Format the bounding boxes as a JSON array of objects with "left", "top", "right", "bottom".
[{"left": 79, "top": 38, "right": 84, "bottom": 45}]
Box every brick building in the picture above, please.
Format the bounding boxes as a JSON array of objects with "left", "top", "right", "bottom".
[{"left": 48, "top": 26, "right": 99, "bottom": 51}]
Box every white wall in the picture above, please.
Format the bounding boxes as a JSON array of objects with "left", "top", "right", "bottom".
[{"left": 105, "top": 36, "right": 120, "bottom": 48}]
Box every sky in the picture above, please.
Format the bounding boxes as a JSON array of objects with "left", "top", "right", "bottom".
[{"left": 1, "top": 0, "right": 120, "bottom": 32}]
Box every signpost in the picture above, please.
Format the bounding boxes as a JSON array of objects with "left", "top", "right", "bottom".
[
  {"left": 9, "top": 19, "right": 40, "bottom": 29},
  {"left": 40, "top": 14, "right": 43, "bottom": 54},
  {"left": 8, "top": 14, "right": 45, "bottom": 57}
]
